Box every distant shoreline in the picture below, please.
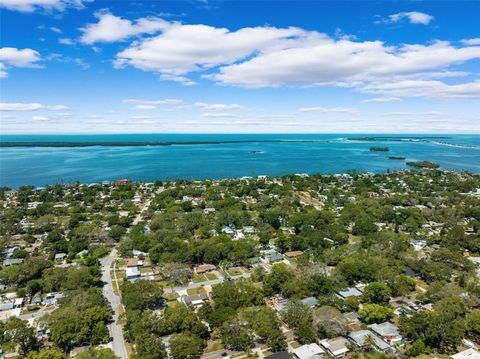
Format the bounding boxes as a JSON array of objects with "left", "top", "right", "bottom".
[{"left": 0, "top": 139, "right": 337, "bottom": 147}]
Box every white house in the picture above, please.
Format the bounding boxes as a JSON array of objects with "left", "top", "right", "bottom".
[{"left": 293, "top": 343, "right": 325, "bottom": 359}]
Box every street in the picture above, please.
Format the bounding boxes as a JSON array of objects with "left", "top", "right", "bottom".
[{"left": 101, "top": 249, "right": 128, "bottom": 359}]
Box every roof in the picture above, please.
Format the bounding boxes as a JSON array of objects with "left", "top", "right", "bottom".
[
  {"left": 285, "top": 250, "right": 304, "bottom": 258},
  {"left": 451, "top": 349, "right": 480, "bottom": 359},
  {"left": 368, "top": 322, "right": 400, "bottom": 337},
  {"left": 337, "top": 287, "right": 362, "bottom": 298},
  {"left": 126, "top": 266, "right": 140, "bottom": 278},
  {"left": 195, "top": 264, "right": 216, "bottom": 273},
  {"left": 265, "top": 351, "right": 290, "bottom": 359},
  {"left": 181, "top": 293, "right": 209, "bottom": 306},
  {"left": 126, "top": 258, "right": 139, "bottom": 267},
  {"left": 348, "top": 330, "right": 390, "bottom": 351},
  {"left": 294, "top": 343, "right": 325, "bottom": 359},
  {"left": 0, "top": 301, "right": 14, "bottom": 311},
  {"left": 320, "top": 337, "right": 350, "bottom": 357},
  {"left": 301, "top": 296, "right": 319, "bottom": 308}
]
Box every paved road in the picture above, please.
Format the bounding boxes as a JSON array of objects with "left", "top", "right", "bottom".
[
  {"left": 18, "top": 308, "right": 54, "bottom": 321},
  {"left": 101, "top": 249, "right": 128, "bottom": 359}
]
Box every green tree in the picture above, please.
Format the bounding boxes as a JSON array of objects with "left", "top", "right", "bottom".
[
  {"left": 169, "top": 332, "right": 204, "bottom": 359},
  {"left": 358, "top": 304, "right": 393, "bottom": 324},
  {"left": 363, "top": 282, "right": 392, "bottom": 304}
]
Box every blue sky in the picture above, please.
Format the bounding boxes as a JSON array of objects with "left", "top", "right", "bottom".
[{"left": 0, "top": 0, "right": 479, "bottom": 134}]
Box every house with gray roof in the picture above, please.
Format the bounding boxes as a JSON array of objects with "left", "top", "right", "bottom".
[{"left": 348, "top": 330, "right": 391, "bottom": 353}]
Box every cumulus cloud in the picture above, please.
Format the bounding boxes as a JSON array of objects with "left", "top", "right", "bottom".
[
  {"left": 115, "top": 22, "right": 309, "bottom": 76},
  {"left": 133, "top": 105, "right": 156, "bottom": 110},
  {"left": 0, "top": 0, "right": 86, "bottom": 13},
  {"left": 0, "top": 102, "right": 69, "bottom": 111},
  {"left": 461, "top": 38, "right": 480, "bottom": 46},
  {"left": 32, "top": 115, "right": 51, "bottom": 121},
  {"left": 108, "top": 17, "right": 480, "bottom": 99},
  {"left": 363, "top": 97, "right": 402, "bottom": 103},
  {"left": 80, "top": 11, "right": 168, "bottom": 44},
  {"left": 193, "top": 102, "right": 244, "bottom": 111},
  {"left": 361, "top": 79, "right": 480, "bottom": 100},
  {"left": 0, "top": 47, "right": 42, "bottom": 77},
  {"left": 299, "top": 106, "right": 358, "bottom": 114},
  {"left": 123, "top": 98, "right": 182, "bottom": 105},
  {"left": 387, "top": 11, "right": 434, "bottom": 25},
  {"left": 59, "top": 38, "right": 74, "bottom": 45}
]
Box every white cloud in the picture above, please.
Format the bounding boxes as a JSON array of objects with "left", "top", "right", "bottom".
[
  {"left": 50, "top": 26, "right": 62, "bottom": 33},
  {"left": 80, "top": 11, "right": 168, "bottom": 44},
  {"left": 363, "top": 97, "right": 401, "bottom": 103},
  {"left": 299, "top": 106, "right": 357, "bottom": 114},
  {"left": 130, "top": 115, "right": 153, "bottom": 120},
  {"left": 193, "top": 102, "right": 244, "bottom": 111},
  {"left": 461, "top": 38, "right": 480, "bottom": 46},
  {"left": 0, "top": 0, "right": 85, "bottom": 13},
  {"left": 59, "top": 38, "right": 74, "bottom": 45},
  {"left": 388, "top": 11, "right": 434, "bottom": 25},
  {"left": 200, "top": 112, "right": 239, "bottom": 118},
  {"left": 110, "top": 18, "right": 480, "bottom": 99},
  {"left": 123, "top": 98, "right": 183, "bottom": 106},
  {"left": 0, "top": 47, "right": 42, "bottom": 74},
  {"left": 32, "top": 115, "right": 51, "bottom": 121},
  {"left": 0, "top": 63, "right": 7, "bottom": 78},
  {"left": 115, "top": 21, "right": 309, "bottom": 77},
  {"left": 0, "top": 102, "right": 69, "bottom": 111},
  {"left": 361, "top": 79, "right": 480, "bottom": 100},
  {"left": 133, "top": 105, "right": 156, "bottom": 110}
]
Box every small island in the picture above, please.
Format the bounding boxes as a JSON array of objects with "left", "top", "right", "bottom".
[
  {"left": 406, "top": 161, "right": 440, "bottom": 169},
  {"left": 369, "top": 147, "right": 390, "bottom": 152},
  {"left": 388, "top": 156, "right": 406, "bottom": 160}
]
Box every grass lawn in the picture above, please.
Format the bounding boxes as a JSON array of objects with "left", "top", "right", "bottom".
[
  {"left": 163, "top": 292, "right": 179, "bottom": 301},
  {"left": 227, "top": 268, "right": 243, "bottom": 276},
  {"left": 204, "top": 340, "right": 224, "bottom": 353},
  {"left": 288, "top": 341, "right": 301, "bottom": 349},
  {"left": 205, "top": 272, "right": 218, "bottom": 280},
  {"left": 192, "top": 274, "right": 208, "bottom": 283},
  {"left": 140, "top": 267, "right": 152, "bottom": 274},
  {"left": 187, "top": 287, "right": 206, "bottom": 295}
]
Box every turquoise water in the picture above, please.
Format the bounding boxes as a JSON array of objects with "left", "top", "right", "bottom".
[{"left": 0, "top": 134, "right": 479, "bottom": 188}]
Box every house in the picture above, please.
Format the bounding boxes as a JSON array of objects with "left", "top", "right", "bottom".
[
  {"left": 368, "top": 322, "right": 402, "bottom": 346},
  {"left": 180, "top": 293, "right": 209, "bottom": 307},
  {"left": 3, "top": 258, "right": 24, "bottom": 266},
  {"left": 294, "top": 343, "right": 325, "bottom": 359},
  {"left": 411, "top": 239, "right": 427, "bottom": 251},
  {"left": 0, "top": 300, "right": 14, "bottom": 312},
  {"left": 248, "top": 257, "right": 261, "bottom": 266},
  {"left": 263, "top": 250, "right": 284, "bottom": 264},
  {"left": 337, "top": 287, "right": 362, "bottom": 299},
  {"left": 13, "top": 297, "right": 24, "bottom": 309},
  {"left": 126, "top": 258, "right": 139, "bottom": 267},
  {"left": 451, "top": 348, "right": 480, "bottom": 359},
  {"left": 301, "top": 297, "right": 319, "bottom": 308},
  {"left": 126, "top": 266, "right": 141, "bottom": 281},
  {"left": 55, "top": 253, "right": 67, "bottom": 262},
  {"left": 31, "top": 293, "right": 42, "bottom": 305},
  {"left": 243, "top": 226, "right": 255, "bottom": 234},
  {"left": 319, "top": 337, "right": 350, "bottom": 357},
  {"left": 265, "top": 351, "right": 290, "bottom": 359},
  {"left": 348, "top": 330, "right": 391, "bottom": 353},
  {"left": 221, "top": 226, "right": 235, "bottom": 235},
  {"left": 203, "top": 207, "right": 216, "bottom": 214},
  {"left": 194, "top": 264, "right": 216, "bottom": 274},
  {"left": 285, "top": 250, "right": 304, "bottom": 258},
  {"left": 44, "top": 292, "right": 64, "bottom": 306},
  {"left": 132, "top": 249, "right": 148, "bottom": 258}
]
